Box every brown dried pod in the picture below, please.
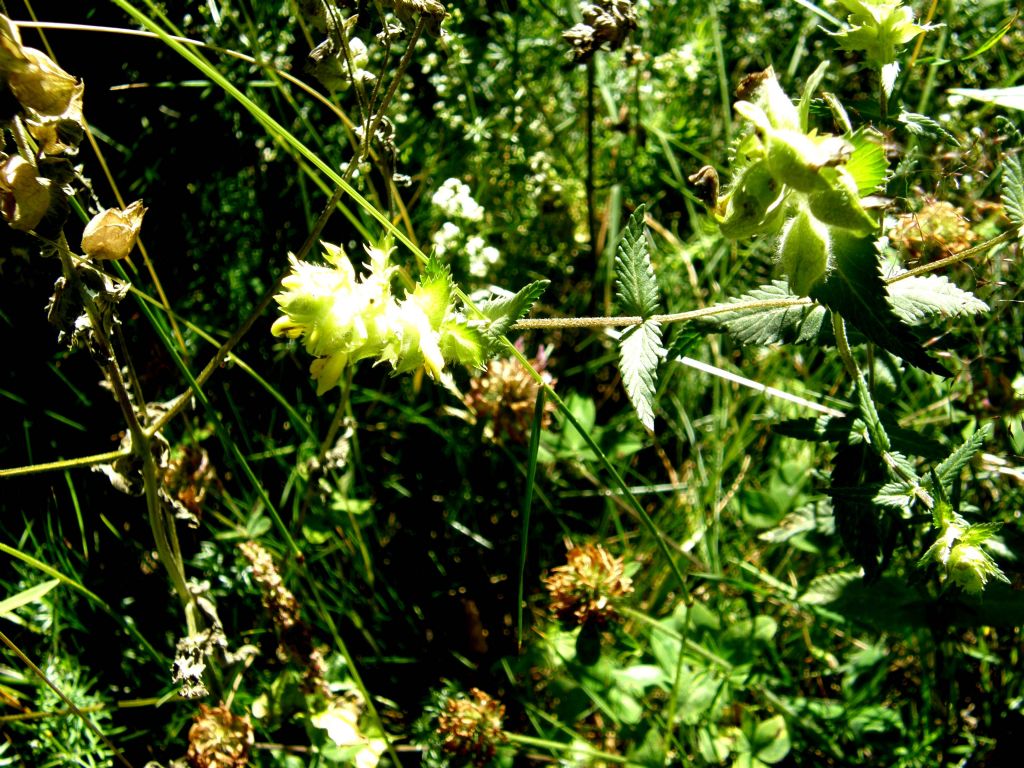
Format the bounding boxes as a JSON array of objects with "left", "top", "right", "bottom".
[
  {"left": 6, "top": 47, "right": 80, "bottom": 117},
  {"left": 0, "top": 154, "right": 51, "bottom": 231},
  {"left": 27, "top": 79, "right": 85, "bottom": 155},
  {"left": 81, "top": 200, "right": 146, "bottom": 260}
]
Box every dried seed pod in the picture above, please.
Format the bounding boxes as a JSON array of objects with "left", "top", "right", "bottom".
[
  {"left": 0, "top": 154, "right": 51, "bottom": 231},
  {"left": 81, "top": 200, "right": 146, "bottom": 260},
  {"left": 6, "top": 47, "right": 80, "bottom": 117}
]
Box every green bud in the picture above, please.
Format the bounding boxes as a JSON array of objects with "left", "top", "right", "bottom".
[
  {"left": 808, "top": 168, "right": 876, "bottom": 234},
  {"left": 765, "top": 129, "right": 847, "bottom": 193},
  {"left": 779, "top": 209, "right": 830, "bottom": 296},
  {"left": 947, "top": 542, "right": 1003, "bottom": 595},
  {"left": 718, "top": 160, "right": 785, "bottom": 239}
]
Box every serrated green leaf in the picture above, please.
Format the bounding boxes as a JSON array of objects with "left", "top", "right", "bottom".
[
  {"left": 439, "top": 319, "right": 485, "bottom": 368},
  {"left": 693, "top": 281, "right": 826, "bottom": 345},
  {"left": 897, "top": 110, "right": 960, "bottom": 146},
  {"left": 619, "top": 320, "right": 665, "bottom": 431},
  {"left": 615, "top": 205, "right": 661, "bottom": 318},
  {"left": 874, "top": 480, "right": 917, "bottom": 510},
  {"left": 666, "top": 323, "right": 704, "bottom": 360},
  {"left": 1001, "top": 154, "right": 1024, "bottom": 239},
  {"left": 846, "top": 130, "right": 888, "bottom": 195},
  {"left": 934, "top": 425, "right": 991, "bottom": 489},
  {"left": 801, "top": 572, "right": 931, "bottom": 630},
  {"left": 887, "top": 273, "right": 989, "bottom": 324},
  {"left": 811, "top": 231, "right": 951, "bottom": 376},
  {"left": 476, "top": 280, "right": 550, "bottom": 348}
]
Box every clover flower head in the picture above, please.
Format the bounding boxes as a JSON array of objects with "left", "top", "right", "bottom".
[{"left": 545, "top": 541, "right": 634, "bottom": 626}]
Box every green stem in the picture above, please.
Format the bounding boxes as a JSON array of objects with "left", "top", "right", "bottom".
[
  {"left": 55, "top": 238, "right": 193, "bottom": 613},
  {"left": 512, "top": 297, "right": 811, "bottom": 330},
  {"left": 0, "top": 449, "right": 130, "bottom": 478},
  {"left": 503, "top": 343, "right": 690, "bottom": 594},
  {"left": 887, "top": 230, "right": 1016, "bottom": 283}
]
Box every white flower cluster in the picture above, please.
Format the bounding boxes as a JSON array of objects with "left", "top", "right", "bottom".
[
  {"left": 466, "top": 235, "right": 500, "bottom": 278},
  {"left": 431, "top": 177, "right": 484, "bottom": 222},
  {"left": 430, "top": 179, "right": 501, "bottom": 279},
  {"left": 431, "top": 221, "right": 462, "bottom": 257}
]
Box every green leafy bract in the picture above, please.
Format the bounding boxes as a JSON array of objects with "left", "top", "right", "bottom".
[
  {"left": 846, "top": 130, "right": 888, "bottom": 195},
  {"left": 811, "top": 230, "right": 951, "bottom": 376},
  {"left": 476, "top": 279, "right": 550, "bottom": 352}
]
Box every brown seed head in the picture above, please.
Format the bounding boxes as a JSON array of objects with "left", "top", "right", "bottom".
[
  {"left": 435, "top": 688, "right": 507, "bottom": 766},
  {"left": 544, "top": 542, "right": 633, "bottom": 626},
  {"left": 187, "top": 703, "right": 254, "bottom": 768}
]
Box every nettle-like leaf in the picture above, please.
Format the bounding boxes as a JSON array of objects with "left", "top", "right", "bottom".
[
  {"left": 887, "top": 273, "right": 989, "bottom": 324},
  {"left": 1001, "top": 153, "right": 1024, "bottom": 239},
  {"left": 934, "top": 424, "right": 991, "bottom": 489},
  {"left": 811, "top": 230, "right": 951, "bottom": 376},
  {"left": 694, "top": 281, "right": 827, "bottom": 345},
  {"left": 897, "top": 109, "right": 960, "bottom": 146},
  {"left": 475, "top": 279, "right": 549, "bottom": 351},
  {"left": 614, "top": 205, "right": 665, "bottom": 429},
  {"left": 615, "top": 205, "right": 660, "bottom": 318},
  {"left": 618, "top": 320, "right": 665, "bottom": 431}
]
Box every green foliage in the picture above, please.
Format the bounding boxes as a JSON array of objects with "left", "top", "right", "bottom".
[
  {"left": 3, "top": 2, "right": 1024, "bottom": 767},
  {"left": 1001, "top": 153, "right": 1024, "bottom": 239},
  {"left": 475, "top": 280, "right": 550, "bottom": 353},
  {"left": 812, "top": 231, "right": 951, "bottom": 376},
  {"left": 614, "top": 206, "right": 661, "bottom": 319}
]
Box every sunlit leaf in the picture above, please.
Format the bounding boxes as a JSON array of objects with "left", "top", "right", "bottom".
[{"left": 618, "top": 320, "right": 665, "bottom": 431}]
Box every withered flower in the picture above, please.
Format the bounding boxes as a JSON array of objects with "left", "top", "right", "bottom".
[
  {"left": 544, "top": 541, "right": 633, "bottom": 626},
  {"left": 186, "top": 703, "right": 254, "bottom": 768},
  {"left": 463, "top": 345, "right": 555, "bottom": 443},
  {"left": 239, "top": 541, "right": 301, "bottom": 633},
  {"left": 81, "top": 200, "right": 146, "bottom": 260},
  {"left": 889, "top": 199, "right": 977, "bottom": 263},
  {"left": 563, "top": 1, "right": 638, "bottom": 63},
  {"left": 436, "top": 688, "right": 507, "bottom": 767},
  {"left": 0, "top": 154, "right": 51, "bottom": 231}
]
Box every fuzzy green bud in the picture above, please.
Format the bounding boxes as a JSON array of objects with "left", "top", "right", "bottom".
[
  {"left": 947, "top": 542, "right": 1003, "bottom": 595},
  {"left": 808, "top": 168, "right": 876, "bottom": 234},
  {"left": 779, "top": 208, "right": 830, "bottom": 296},
  {"left": 718, "top": 160, "right": 785, "bottom": 239},
  {"left": 765, "top": 129, "right": 850, "bottom": 193}
]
